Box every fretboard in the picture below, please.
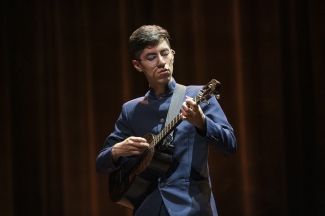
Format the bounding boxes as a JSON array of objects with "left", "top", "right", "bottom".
[{"left": 152, "top": 95, "right": 200, "bottom": 147}]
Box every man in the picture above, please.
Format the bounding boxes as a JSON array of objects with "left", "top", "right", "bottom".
[{"left": 96, "top": 25, "right": 237, "bottom": 216}]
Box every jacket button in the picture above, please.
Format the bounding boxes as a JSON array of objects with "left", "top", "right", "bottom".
[
  {"left": 160, "top": 118, "right": 165, "bottom": 123},
  {"left": 159, "top": 182, "right": 165, "bottom": 188}
]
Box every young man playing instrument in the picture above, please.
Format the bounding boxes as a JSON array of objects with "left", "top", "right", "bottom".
[{"left": 96, "top": 25, "right": 237, "bottom": 216}]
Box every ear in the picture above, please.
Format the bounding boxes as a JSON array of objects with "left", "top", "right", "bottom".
[{"left": 132, "top": 60, "right": 143, "bottom": 72}]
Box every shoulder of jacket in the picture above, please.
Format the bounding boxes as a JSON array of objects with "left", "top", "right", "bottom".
[
  {"left": 122, "top": 95, "right": 148, "bottom": 107},
  {"left": 185, "top": 85, "right": 204, "bottom": 93}
]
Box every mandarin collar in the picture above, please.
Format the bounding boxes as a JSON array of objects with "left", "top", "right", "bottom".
[{"left": 148, "top": 78, "right": 176, "bottom": 97}]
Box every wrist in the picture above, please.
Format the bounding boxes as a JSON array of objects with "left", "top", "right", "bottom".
[
  {"left": 196, "top": 115, "right": 207, "bottom": 134},
  {"left": 111, "top": 146, "right": 121, "bottom": 165}
]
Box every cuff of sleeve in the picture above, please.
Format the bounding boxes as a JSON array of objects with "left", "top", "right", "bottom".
[
  {"left": 196, "top": 118, "right": 207, "bottom": 137},
  {"left": 204, "top": 117, "right": 219, "bottom": 140},
  {"left": 96, "top": 147, "right": 122, "bottom": 175},
  {"left": 105, "top": 147, "right": 122, "bottom": 173}
]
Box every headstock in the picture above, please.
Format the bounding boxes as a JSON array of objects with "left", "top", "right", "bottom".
[{"left": 195, "top": 79, "right": 221, "bottom": 105}]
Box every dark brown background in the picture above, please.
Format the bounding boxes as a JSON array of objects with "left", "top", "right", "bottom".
[{"left": 1, "top": 0, "right": 324, "bottom": 215}]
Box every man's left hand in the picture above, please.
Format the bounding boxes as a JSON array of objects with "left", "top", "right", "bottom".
[{"left": 180, "top": 96, "right": 206, "bottom": 132}]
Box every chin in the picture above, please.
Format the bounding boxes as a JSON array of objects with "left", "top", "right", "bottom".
[{"left": 161, "top": 75, "right": 172, "bottom": 84}]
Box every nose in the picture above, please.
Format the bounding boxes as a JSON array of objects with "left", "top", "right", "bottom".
[{"left": 157, "top": 55, "right": 167, "bottom": 66}]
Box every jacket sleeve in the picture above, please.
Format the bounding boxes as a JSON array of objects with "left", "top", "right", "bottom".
[
  {"left": 95, "top": 105, "right": 131, "bottom": 176},
  {"left": 200, "top": 95, "right": 237, "bottom": 155}
]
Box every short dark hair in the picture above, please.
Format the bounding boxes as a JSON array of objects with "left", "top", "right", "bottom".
[{"left": 129, "top": 25, "right": 171, "bottom": 59}]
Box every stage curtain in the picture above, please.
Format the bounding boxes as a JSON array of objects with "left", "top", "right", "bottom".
[{"left": 1, "top": 0, "right": 324, "bottom": 215}]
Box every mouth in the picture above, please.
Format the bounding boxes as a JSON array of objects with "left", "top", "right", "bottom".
[{"left": 157, "top": 69, "right": 169, "bottom": 75}]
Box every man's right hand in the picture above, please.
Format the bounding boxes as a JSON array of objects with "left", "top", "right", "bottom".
[{"left": 111, "top": 136, "right": 149, "bottom": 164}]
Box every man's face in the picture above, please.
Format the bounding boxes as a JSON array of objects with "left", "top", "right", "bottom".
[{"left": 132, "top": 39, "right": 175, "bottom": 91}]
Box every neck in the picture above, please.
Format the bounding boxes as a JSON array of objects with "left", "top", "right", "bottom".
[
  {"left": 154, "top": 86, "right": 166, "bottom": 96},
  {"left": 148, "top": 76, "right": 174, "bottom": 96},
  {"left": 150, "top": 79, "right": 173, "bottom": 96}
]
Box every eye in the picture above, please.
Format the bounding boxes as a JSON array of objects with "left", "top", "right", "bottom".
[
  {"left": 147, "top": 56, "right": 156, "bottom": 62},
  {"left": 161, "top": 52, "right": 169, "bottom": 57}
]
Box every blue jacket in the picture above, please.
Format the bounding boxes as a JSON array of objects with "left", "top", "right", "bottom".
[{"left": 96, "top": 79, "right": 237, "bottom": 216}]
